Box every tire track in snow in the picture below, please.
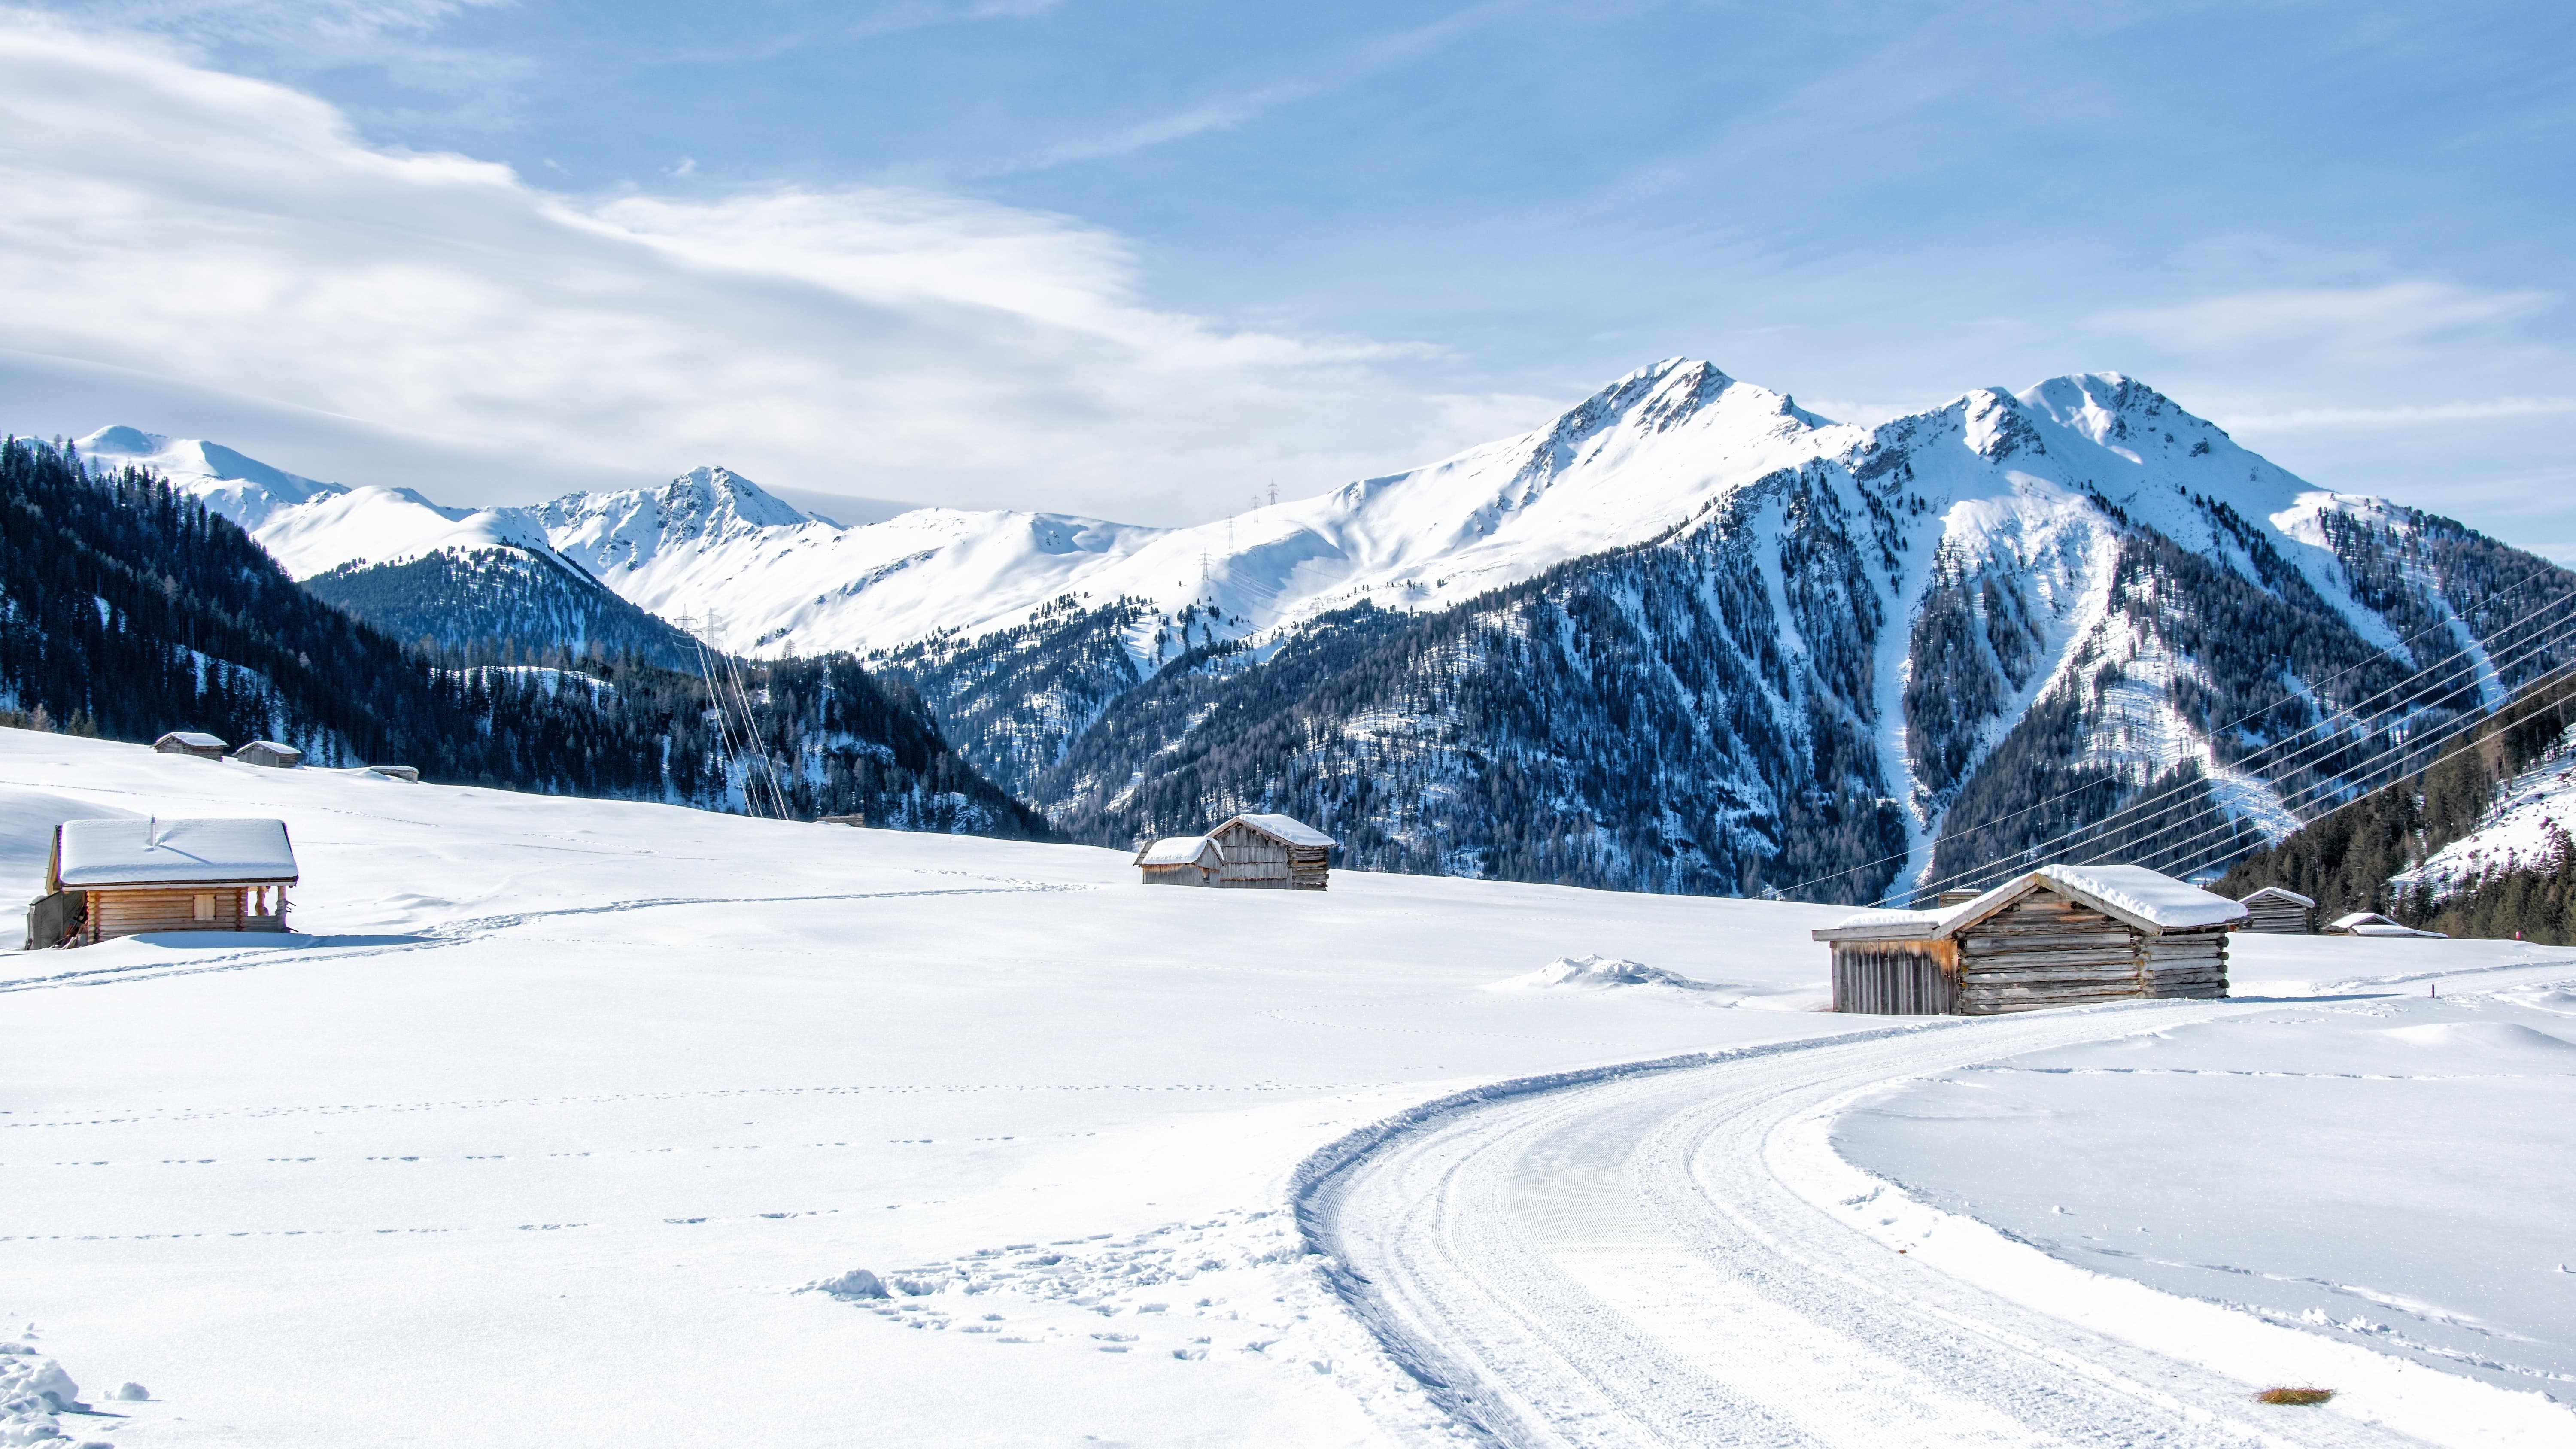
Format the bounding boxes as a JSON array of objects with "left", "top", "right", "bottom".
[{"left": 1296, "top": 1001, "right": 2527, "bottom": 1449}]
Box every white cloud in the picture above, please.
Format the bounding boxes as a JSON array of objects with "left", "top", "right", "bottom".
[
  {"left": 2220, "top": 395, "right": 2576, "bottom": 432},
  {"left": 0, "top": 12, "right": 1537, "bottom": 520},
  {"left": 2094, "top": 282, "right": 2552, "bottom": 362}
]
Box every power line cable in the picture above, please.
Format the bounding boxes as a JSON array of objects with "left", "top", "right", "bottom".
[
  {"left": 1930, "top": 649, "right": 2576, "bottom": 902},
  {"left": 1787, "top": 578, "right": 2576, "bottom": 903},
  {"left": 1778, "top": 561, "right": 2576, "bottom": 902},
  {"left": 1899, "top": 606, "right": 2576, "bottom": 902}
]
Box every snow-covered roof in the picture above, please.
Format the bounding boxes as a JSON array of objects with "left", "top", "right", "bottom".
[
  {"left": 1221, "top": 814, "right": 1337, "bottom": 849},
  {"left": 51, "top": 817, "right": 300, "bottom": 888},
  {"left": 2021, "top": 865, "right": 2247, "bottom": 932},
  {"left": 2326, "top": 911, "right": 2448, "bottom": 939},
  {"left": 156, "top": 731, "right": 227, "bottom": 749},
  {"left": 1809, "top": 904, "right": 1967, "bottom": 943},
  {"left": 234, "top": 739, "right": 302, "bottom": 759},
  {"left": 1134, "top": 835, "right": 1219, "bottom": 867},
  {"left": 1813, "top": 863, "right": 2245, "bottom": 944},
  {"left": 2239, "top": 885, "right": 2316, "bottom": 907}
]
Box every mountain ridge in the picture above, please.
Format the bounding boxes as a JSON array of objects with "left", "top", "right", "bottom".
[{"left": 55, "top": 359, "right": 2567, "bottom": 902}]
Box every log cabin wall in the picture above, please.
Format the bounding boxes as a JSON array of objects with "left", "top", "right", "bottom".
[
  {"left": 1139, "top": 864, "right": 1216, "bottom": 887},
  {"left": 2236, "top": 901, "right": 2311, "bottom": 934},
  {"left": 1285, "top": 844, "right": 1329, "bottom": 890},
  {"left": 82, "top": 884, "right": 287, "bottom": 943},
  {"left": 1955, "top": 895, "right": 2229, "bottom": 1014},
  {"left": 1211, "top": 824, "right": 1291, "bottom": 888},
  {"left": 2140, "top": 930, "right": 2229, "bottom": 998},
  {"left": 1829, "top": 939, "right": 1959, "bottom": 1014}
]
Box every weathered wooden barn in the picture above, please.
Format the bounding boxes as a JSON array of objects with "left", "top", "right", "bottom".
[
  {"left": 1208, "top": 814, "right": 1334, "bottom": 889},
  {"left": 1134, "top": 834, "right": 1223, "bottom": 886},
  {"left": 232, "top": 740, "right": 303, "bottom": 769},
  {"left": 154, "top": 731, "right": 229, "bottom": 759},
  {"left": 1814, "top": 864, "right": 2245, "bottom": 1015},
  {"left": 2324, "top": 911, "right": 2448, "bottom": 939},
  {"left": 42, "top": 817, "right": 300, "bottom": 946},
  {"left": 2233, "top": 885, "right": 2315, "bottom": 934}
]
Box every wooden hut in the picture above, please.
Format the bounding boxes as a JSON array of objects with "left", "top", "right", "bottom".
[
  {"left": 43, "top": 817, "right": 299, "bottom": 946},
  {"left": 1814, "top": 864, "right": 2245, "bottom": 1015},
  {"left": 154, "top": 731, "right": 229, "bottom": 759},
  {"left": 2324, "top": 911, "right": 2447, "bottom": 939},
  {"left": 1134, "top": 834, "right": 1224, "bottom": 886},
  {"left": 232, "top": 740, "right": 303, "bottom": 769},
  {"left": 1208, "top": 814, "right": 1334, "bottom": 890},
  {"left": 2233, "top": 885, "right": 2315, "bottom": 934}
]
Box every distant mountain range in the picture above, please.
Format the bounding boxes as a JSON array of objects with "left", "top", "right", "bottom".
[{"left": 63, "top": 359, "right": 2576, "bottom": 902}]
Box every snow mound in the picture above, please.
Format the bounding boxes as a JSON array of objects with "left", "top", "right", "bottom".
[
  {"left": 1488, "top": 954, "right": 1722, "bottom": 993},
  {"left": 2374, "top": 1022, "right": 2576, "bottom": 1055},
  {"left": 0, "top": 1341, "right": 80, "bottom": 1445},
  {"left": 810, "top": 1268, "right": 888, "bottom": 1300}
]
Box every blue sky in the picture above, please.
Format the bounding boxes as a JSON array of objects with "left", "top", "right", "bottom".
[{"left": 3, "top": 0, "right": 2572, "bottom": 550}]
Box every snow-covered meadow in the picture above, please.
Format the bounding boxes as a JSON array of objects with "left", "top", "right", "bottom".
[
  {"left": 1835, "top": 945, "right": 2576, "bottom": 1394},
  {"left": 0, "top": 731, "right": 1846, "bottom": 1446},
  {"left": 5, "top": 730, "right": 2574, "bottom": 1445}
]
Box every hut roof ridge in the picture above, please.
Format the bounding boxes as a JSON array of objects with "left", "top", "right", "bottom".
[
  {"left": 1222, "top": 813, "right": 1336, "bottom": 848},
  {"left": 2238, "top": 884, "right": 2317, "bottom": 907}
]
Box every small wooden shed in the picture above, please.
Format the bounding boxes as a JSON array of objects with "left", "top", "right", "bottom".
[
  {"left": 2233, "top": 885, "right": 2315, "bottom": 934},
  {"left": 1814, "top": 864, "right": 2245, "bottom": 1015},
  {"left": 232, "top": 740, "right": 303, "bottom": 769},
  {"left": 1134, "top": 834, "right": 1224, "bottom": 886},
  {"left": 2324, "top": 911, "right": 2447, "bottom": 939},
  {"left": 43, "top": 817, "right": 299, "bottom": 946},
  {"left": 1208, "top": 814, "right": 1334, "bottom": 890},
  {"left": 155, "top": 731, "right": 229, "bottom": 759}
]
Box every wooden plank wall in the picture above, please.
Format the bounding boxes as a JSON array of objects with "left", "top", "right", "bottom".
[
  {"left": 1830, "top": 941, "right": 1958, "bottom": 1014},
  {"left": 2237, "top": 902, "right": 2311, "bottom": 934},
  {"left": 1955, "top": 896, "right": 2228, "bottom": 1012},
  {"left": 2140, "top": 931, "right": 2228, "bottom": 998},
  {"left": 90, "top": 886, "right": 239, "bottom": 941},
  {"left": 83, "top": 885, "right": 287, "bottom": 943},
  {"left": 1286, "top": 845, "right": 1329, "bottom": 890},
  {"left": 1212, "top": 825, "right": 1291, "bottom": 888},
  {"left": 1139, "top": 865, "right": 1215, "bottom": 887}
]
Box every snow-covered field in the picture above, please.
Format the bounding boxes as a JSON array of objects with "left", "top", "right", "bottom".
[
  {"left": 5, "top": 730, "right": 2573, "bottom": 1446},
  {"left": 1836, "top": 949, "right": 2576, "bottom": 1392}
]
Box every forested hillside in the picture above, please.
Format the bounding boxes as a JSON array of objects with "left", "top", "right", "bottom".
[
  {"left": 305, "top": 547, "right": 707, "bottom": 670},
  {"left": 0, "top": 437, "right": 1040, "bottom": 837},
  {"left": 2220, "top": 672, "right": 2576, "bottom": 941}
]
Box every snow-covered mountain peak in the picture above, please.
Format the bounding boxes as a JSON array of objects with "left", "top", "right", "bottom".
[
  {"left": 659, "top": 465, "right": 815, "bottom": 532},
  {"left": 74, "top": 425, "right": 346, "bottom": 529}
]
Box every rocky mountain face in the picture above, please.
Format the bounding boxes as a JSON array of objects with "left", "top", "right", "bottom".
[{"left": 67, "top": 360, "right": 2576, "bottom": 902}]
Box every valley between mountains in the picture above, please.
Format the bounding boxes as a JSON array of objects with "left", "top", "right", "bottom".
[{"left": 65, "top": 359, "right": 2576, "bottom": 906}]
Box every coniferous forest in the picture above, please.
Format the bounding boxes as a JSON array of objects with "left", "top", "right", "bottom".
[{"left": 0, "top": 437, "right": 1040, "bottom": 837}]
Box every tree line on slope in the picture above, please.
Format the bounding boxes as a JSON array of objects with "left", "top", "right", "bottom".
[
  {"left": 2218, "top": 671, "right": 2576, "bottom": 942},
  {"left": 0, "top": 437, "right": 1040, "bottom": 837}
]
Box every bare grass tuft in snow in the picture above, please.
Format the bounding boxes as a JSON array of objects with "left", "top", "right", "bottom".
[{"left": 2256, "top": 1386, "right": 2339, "bottom": 1406}]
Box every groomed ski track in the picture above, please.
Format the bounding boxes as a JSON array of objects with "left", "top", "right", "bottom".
[{"left": 1295, "top": 999, "right": 2508, "bottom": 1449}]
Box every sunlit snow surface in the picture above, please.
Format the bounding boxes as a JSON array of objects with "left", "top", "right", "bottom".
[
  {"left": 1837, "top": 943, "right": 2576, "bottom": 1392},
  {"left": 6, "top": 732, "right": 2573, "bottom": 1444},
  {"left": 0, "top": 732, "right": 1844, "bottom": 1446}
]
